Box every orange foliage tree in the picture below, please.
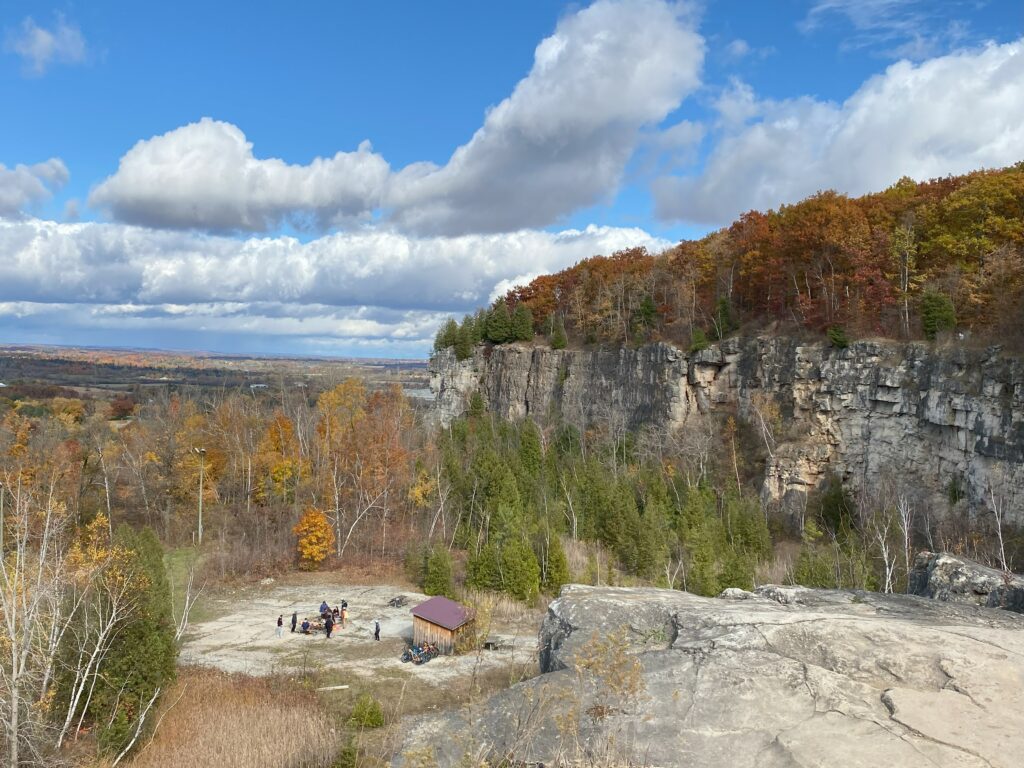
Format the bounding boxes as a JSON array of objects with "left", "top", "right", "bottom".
[
  {"left": 293, "top": 507, "right": 335, "bottom": 570},
  {"left": 492, "top": 163, "right": 1024, "bottom": 347}
]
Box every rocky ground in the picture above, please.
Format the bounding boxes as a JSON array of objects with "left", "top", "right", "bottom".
[
  {"left": 910, "top": 551, "right": 1024, "bottom": 613},
  {"left": 398, "top": 584, "right": 1024, "bottom": 768},
  {"left": 180, "top": 580, "right": 537, "bottom": 686}
]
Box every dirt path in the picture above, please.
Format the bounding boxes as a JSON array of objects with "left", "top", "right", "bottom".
[{"left": 180, "top": 581, "right": 537, "bottom": 687}]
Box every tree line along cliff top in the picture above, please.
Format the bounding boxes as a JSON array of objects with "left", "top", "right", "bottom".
[{"left": 437, "top": 162, "right": 1024, "bottom": 358}]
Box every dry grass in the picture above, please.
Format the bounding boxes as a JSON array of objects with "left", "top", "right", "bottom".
[
  {"left": 126, "top": 668, "right": 339, "bottom": 768},
  {"left": 460, "top": 588, "right": 546, "bottom": 625},
  {"left": 755, "top": 540, "right": 802, "bottom": 586},
  {"left": 563, "top": 537, "right": 621, "bottom": 586}
]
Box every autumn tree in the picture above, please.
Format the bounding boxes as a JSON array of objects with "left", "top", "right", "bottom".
[{"left": 293, "top": 507, "right": 335, "bottom": 570}]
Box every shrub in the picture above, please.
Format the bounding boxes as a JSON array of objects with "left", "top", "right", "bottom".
[
  {"left": 689, "top": 328, "right": 710, "bottom": 353},
  {"left": 348, "top": 693, "right": 384, "bottom": 729},
  {"left": 827, "top": 326, "right": 849, "bottom": 348}
]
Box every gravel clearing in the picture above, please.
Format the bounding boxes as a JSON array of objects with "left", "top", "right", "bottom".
[{"left": 180, "top": 581, "right": 536, "bottom": 686}]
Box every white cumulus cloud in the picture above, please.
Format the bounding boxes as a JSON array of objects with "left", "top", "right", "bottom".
[
  {"left": 0, "top": 217, "right": 668, "bottom": 352},
  {"left": 88, "top": 0, "right": 705, "bottom": 236},
  {"left": 89, "top": 119, "right": 391, "bottom": 232},
  {"left": 386, "top": 0, "right": 704, "bottom": 235},
  {"left": 0, "top": 159, "right": 69, "bottom": 217},
  {"left": 654, "top": 38, "right": 1024, "bottom": 225}
]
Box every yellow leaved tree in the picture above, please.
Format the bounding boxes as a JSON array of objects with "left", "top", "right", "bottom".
[{"left": 293, "top": 507, "right": 335, "bottom": 570}]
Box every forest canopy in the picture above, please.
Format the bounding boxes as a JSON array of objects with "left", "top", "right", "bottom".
[{"left": 438, "top": 163, "right": 1024, "bottom": 353}]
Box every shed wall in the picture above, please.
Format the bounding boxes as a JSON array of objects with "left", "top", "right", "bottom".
[{"left": 413, "top": 615, "right": 469, "bottom": 654}]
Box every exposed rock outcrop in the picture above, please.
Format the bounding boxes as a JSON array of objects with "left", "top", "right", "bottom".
[
  {"left": 398, "top": 584, "right": 1024, "bottom": 768},
  {"left": 429, "top": 338, "right": 1024, "bottom": 525},
  {"left": 909, "top": 551, "right": 1024, "bottom": 613}
]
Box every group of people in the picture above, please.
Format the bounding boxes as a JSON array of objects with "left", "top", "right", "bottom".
[{"left": 274, "top": 598, "right": 381, "bottom": 641}]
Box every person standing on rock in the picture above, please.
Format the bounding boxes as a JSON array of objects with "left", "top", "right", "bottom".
[
  {"left": 325, "top": 612, "right": 335, "bottom": 639},
  {"left": 276, "top": 614, "right": 284, "bottom": 638},
  {"left": 374, "top": 619, "right": 381, "bottom": 641},
  {"left": 290, "top": 611, "right": 298, "bottom": 633}
]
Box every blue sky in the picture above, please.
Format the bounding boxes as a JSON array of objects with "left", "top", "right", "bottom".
[{"left": 0, "top": 0, "right": 1021, "bottom": 356}]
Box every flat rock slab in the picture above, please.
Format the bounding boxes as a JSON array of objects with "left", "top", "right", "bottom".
[{"left": 397, "top": 584, "right": 1024, "bottom": 767}]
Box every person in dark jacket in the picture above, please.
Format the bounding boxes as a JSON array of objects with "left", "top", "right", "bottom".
[
  {"left": 276, "top": 615, "right": 284, "bottom": 638},
  {"left": 290, "top": 611, "right": 298, "bottom": 633},
  {"left": 374, "top": 619, "right": 380, "bottom": 641},
  {"left": 325, "top": 613, "right": 335, "bottom": 638}
]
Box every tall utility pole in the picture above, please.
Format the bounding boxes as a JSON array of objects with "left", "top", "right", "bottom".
[{"left": 193, "top": 447, "right": 206, "bottom": 546}]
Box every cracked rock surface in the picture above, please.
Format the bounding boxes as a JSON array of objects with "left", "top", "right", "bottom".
[{"left": 398, "top": 585, "right": 1024, "bottom": 767}]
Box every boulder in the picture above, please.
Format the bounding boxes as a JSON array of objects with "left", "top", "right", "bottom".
[
  {"left": 397, "top": 584, "right": 1024, "bottom": 768},
  {"left": 909, "top": 551, "right": 1024, "bottom": 613}
]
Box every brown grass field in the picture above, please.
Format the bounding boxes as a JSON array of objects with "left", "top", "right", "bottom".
[{"left": 126, "top": 669, "right": 340, "bottom": 768}]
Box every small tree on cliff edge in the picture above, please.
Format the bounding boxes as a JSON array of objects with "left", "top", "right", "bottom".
[
  {"left": 551, "top": 314, "right": 568, "bottom": 350},
  {"left": 293, "top": 507, "right": 335, "bottom": 570},
  {"left": 920, "top": 291, "right": 956, "bottom": 340},
  {"left": 486, "top": 302, "right": 512, "bottom": 343},
  {"left": 511, "top": 304, "right": 534, "bottom": 341}
]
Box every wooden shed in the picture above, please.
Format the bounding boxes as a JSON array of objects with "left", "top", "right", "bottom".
[{"left": 411, "top": 596, "right": 473, "bottom": 654}]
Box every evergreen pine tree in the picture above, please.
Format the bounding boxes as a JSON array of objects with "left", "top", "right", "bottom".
[
  {"left": 511, "top": 304, "right": 534, "bottom": 341},
  {"left": 500, "top": 538, "right": 541, "bottom": 602},
  {"left": 467, "top": 543, "right": 501, "bottom": 591},
  {"left": 689, "top": 328, "right": 710, "bottom": 352},
  {"left": 434, "top": 318, "right": 459, "bottom": 351},
  {"left": 472, "top": 308, "right": 489, "bottom": 343},
  {"left": 453, "top": 323, "right": 473, "bottom": 361},
  {"left": 713, "top": 297, "right": 736, "bottom": 339},
  {"left": 542, "top": 535, "right": 571, "bottom": 595},
  {"left": 634, "top": 295, "right": 658, "bottom": 329},
  {"left": 517, "top": 420, "right": 543, "bottom": 485},
  {"left": 686, "top": 519, "right": 723, "bottom": 596},
  {"left": 920, "top": 290, "right": 956, "bottom": 340},
  {"left": 92, "top": 527, "right": 177, "bottom": 755},
  {"left": 423, "top": 548, "right": 455, "bottom": 597},
  {"left": 486, "top": 302, "right": 512, "bottom": 343},
  {"left": 550, "top": 314, "right": 568, "bottom": 350},
  {"left": 635, "top": 471, "right": 673, "bottom": 579}
]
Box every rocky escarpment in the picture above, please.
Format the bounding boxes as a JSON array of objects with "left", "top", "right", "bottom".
[
  {"left": 398, "top": 584, "right": 1024, "bottom": 768},
  {"left": 909, "top": 551, "right": 1024, "bottom": 613},
  {"left": 429, "top": 338, "right": 1024, "bottom": 525}
]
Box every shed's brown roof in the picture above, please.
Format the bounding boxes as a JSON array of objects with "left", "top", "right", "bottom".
[{"left": 411, "top": 596, "right": 470, "bottom": 631}]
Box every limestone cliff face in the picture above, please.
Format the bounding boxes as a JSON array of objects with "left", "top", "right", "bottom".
[{"left": 429, "top": 337, "right": 1024, "bottom": 524}]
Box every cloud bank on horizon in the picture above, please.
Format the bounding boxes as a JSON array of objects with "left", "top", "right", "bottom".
[{"left": 0, "top": 0, "right": 1021, "bottom": 356}]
